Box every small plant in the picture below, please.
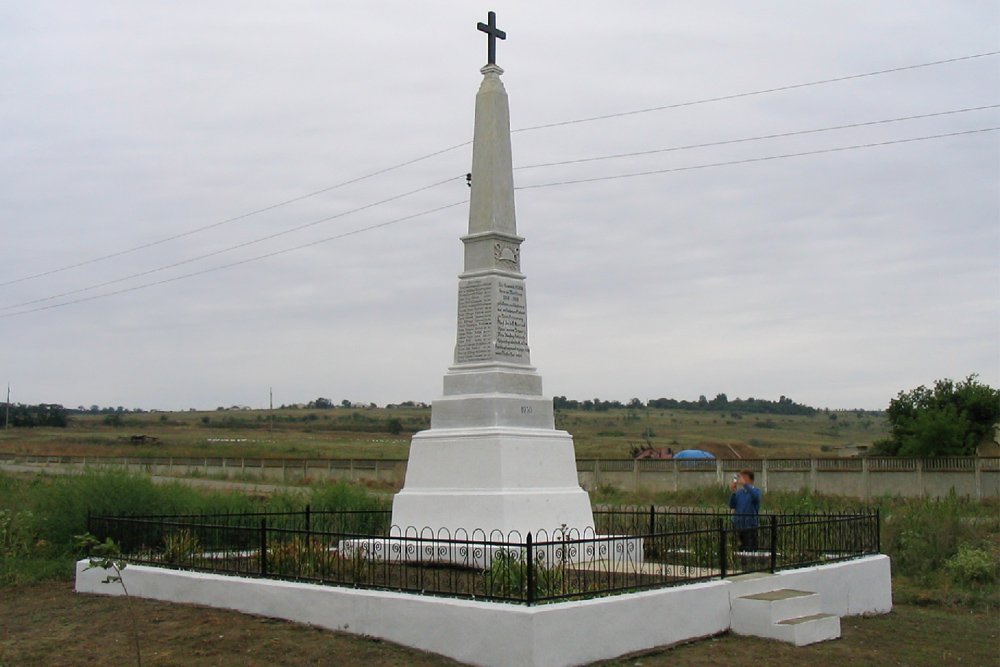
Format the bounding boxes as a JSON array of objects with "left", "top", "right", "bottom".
[
  {"left": 945, "top": 545, "right": 999, "bottom": 586},
  {"left": 482, "top": 550, "right": 527, "bottom": 598},
  {"left": 268, "top": 536, "right": 337, "bottom": 579},
  {"left": 162, "top": 529, "right": 201, "bottom": 565},
  {"left": 0, "top": 509, "right": 34, "bottom": 557},
  {"left": 76, "top": 533, "right": 143, "bottom": 667}
]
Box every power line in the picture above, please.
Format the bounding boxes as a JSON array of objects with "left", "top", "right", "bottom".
[
  {"left": 1, "top": 176, "right": 464, "bottom": 312},
  {"left": 513, "top": 51, "right": 1000, "bottom": 133},
  {"left": 514, "top": 127, "right": 999, "bottom": 190},
  {"left": 515, "top": 105, "right": 1000, "bottom": 170},
  {"left": 13, "top": 115, "right": 989, "bottom": 313},
  {"left": 0, "top": 200, "right": 469, "bottom": 319},
  {"left": 0, "top": 142, "right": 471, "bottom": 289},
  {"left": 4, "top": 51, "right": 992, "bottom": 288},
  {"left": 5, "top": 127, "right": 994, "bottom": 319}
]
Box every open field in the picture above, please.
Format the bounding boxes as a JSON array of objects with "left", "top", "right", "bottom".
[
  {"left": 0, "top": 582, "right": 996, "bottom": 667},
  {"left": 0, "top": 406, "right": 890, "bottom": 460}
]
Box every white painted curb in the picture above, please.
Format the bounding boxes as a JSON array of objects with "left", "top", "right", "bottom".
[{"left": 76, "top": 554, "right": 891, "bottom": 667}]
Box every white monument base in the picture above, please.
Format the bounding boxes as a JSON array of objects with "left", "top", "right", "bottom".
[
  {"left": 338, "top": 534, "right": 643, "bottom": 568},
  {"left": 391, "top": 426, "right": 595, "bottom": 537},
  {"left": 76, "top": 555, "right": 893, "bottom": 667}
]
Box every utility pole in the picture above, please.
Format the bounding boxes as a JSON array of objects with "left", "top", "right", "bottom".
[
  {"left": 5, "top": 383, "right": 10, "bottom": 430},
  {"left": 269, "top": 387, "right": 274, "bottom": 435},
  {"left": 645, "top": 398, "right": 652, "bottom": 446}
]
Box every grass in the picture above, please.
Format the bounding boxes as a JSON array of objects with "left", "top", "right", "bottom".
[
  {"left": 3, "top": 469, "right": 997, "bottom": 609},
  {"left": 0, "top": 469, "right": 389, "bottom": 586},
  {"left": 591, "top": 484, "right": 1000, "bottom": 610},
  {"left": 596, "top": 605, "right": 998, "bottom": 667},
  {"left": 0, "top": 469, "right": 996, "bottom": 664},
  {"left": 0, "top": 405, "right": 891, "bottom": 460},
  {"left": 0, "top": 584, "right": 995, "bottom": 666}
]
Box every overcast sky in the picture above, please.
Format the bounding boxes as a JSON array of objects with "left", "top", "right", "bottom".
[{"left": 2, "top": 2, "right": 997, "bottom": 412}]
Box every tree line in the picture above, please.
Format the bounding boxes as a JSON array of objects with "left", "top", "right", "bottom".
[
  {"left": 1, "top": 403, "right": 68, "bottom": 428},
  {"left": 553, "top": 393, "right": 818, "bottom": 416}
]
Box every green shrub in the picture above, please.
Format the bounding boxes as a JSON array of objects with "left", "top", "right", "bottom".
[
  {"left": 945, "top": 545, "right": 999, "bottom": 586},
  {"left": 310, "top": 480, "right": 389, "bottom": 512},
  {"left": 33, "top": 470, "right": 203, "bottom": 550}
]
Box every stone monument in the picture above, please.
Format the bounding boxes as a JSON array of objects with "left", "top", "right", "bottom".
[{"left": 390, "top": 12, "right": 595, "bottom": 537}]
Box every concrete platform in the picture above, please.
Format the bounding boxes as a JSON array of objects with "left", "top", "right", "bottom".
[{"left": 76, "top": 554, "right": 891, "bottom": 667}]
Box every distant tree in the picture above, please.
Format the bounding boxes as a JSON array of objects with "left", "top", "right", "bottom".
[
  {"left": 386, "top": 418, "right": 403, "bottom": 435},
  {"left": 709, "top": 393, "right": 729, "bottom": 409},
  {"left": 872, "top": 375, "right": 1000, "bottom": 457},
  {"left": 341, "top": 399, "right": 351, "bottom": 408},
  {"left": 3, "top": 403, "right": 68, "bottom": 428}
]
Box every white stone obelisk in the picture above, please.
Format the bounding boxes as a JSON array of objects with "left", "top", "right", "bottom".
[{"left": 390, "top": 63, "right": 595, "bottom": 537}]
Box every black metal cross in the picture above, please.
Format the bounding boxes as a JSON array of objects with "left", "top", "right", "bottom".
[{"left": 477, "top": 11, "right": 506, "bottom": 65}]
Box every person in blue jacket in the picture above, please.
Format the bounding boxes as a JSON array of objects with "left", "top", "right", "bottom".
[{"left": 729, "top": 470, "right": 762, "bottom": 551}]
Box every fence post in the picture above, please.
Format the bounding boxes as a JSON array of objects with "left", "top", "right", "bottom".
[
  {"left": 769, "top": 516, "right": 778, "bottom": 573},
  {"left": 526, "top": 533, "right": 534, "bottom": 606},
  {"left": 649, "top": 505, "right": 655, "bottom": 536},
  {"left": 875, "top": 508, "right": 881, "bottom": 554},
  {"left": 260, "top": 518, "right": 268, "bottom": 576},
  {"left": 717, "top": 519, "right": 727, "bottom": 579},
  {"left": 305, "top": 504, "right": 311, "bottom": 534}
]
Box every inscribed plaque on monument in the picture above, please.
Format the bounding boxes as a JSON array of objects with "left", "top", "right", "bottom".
[
  {"left": 456, "top": 279, "right": 493, "bottom": 363},
  {"left": 495, "top": 279, "right": 528, "bottom": 360}
]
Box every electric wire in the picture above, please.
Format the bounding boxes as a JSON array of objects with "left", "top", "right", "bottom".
[
  {"left": 12, "top": 114, "right": 992, "bottom": 313},
  {"left": 514, "top": 128, "right": 998, "bottom": 190},
  {"left": 0, "top": 200, "right": 469, "bottom": 319},
  {"left": 512, "top": 51, "right": 1000, "bottom": 133},
  {"left": 514, "top": 105, "right": 1000, "bottom": 171},
  {"left": 3, "top": 51, "right": 993, "bottom": 288},
  {"left": 5, "top": 126, "right": 994, "bottom": 318},
  {"left": 1, "top": 176, "right": 463, "bottom": 311},
  {"left": 0, "top": 142, "right": 471, "bottom": 288}
]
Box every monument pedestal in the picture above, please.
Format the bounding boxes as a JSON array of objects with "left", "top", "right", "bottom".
[{"left": 392, "top": 426, "right": 594, "bottom": 537}]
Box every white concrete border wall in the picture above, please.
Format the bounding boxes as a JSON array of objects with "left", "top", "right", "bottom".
[
  {"left": 5, "top": 454, "right": 997, "bottom": 499},
  {"left": 76, "top": 555, "right": 892, "bottom": 667}
]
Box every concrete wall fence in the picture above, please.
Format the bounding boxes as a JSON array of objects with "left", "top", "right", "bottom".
[{"left": 3, "top": 453, "right": 998, "bottom": 500}]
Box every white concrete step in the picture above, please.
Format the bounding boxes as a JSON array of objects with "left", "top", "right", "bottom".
[
  {"left": 732, "top": 589, "right": 841, "bottom": 646},
  {"left": 777, "top": 613, "right": 842, "bottom": 646}
]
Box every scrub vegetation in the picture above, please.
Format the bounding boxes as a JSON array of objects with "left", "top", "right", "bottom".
[
  {"left": 0, "top": 469, "right": 996, "bottom": 665},
  {"left": 0, "top": 403, "right": 891, "bottom": 460}
]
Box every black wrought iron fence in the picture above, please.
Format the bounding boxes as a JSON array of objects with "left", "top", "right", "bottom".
[{"left": 86, "top": 507, "right": 879, "bottom": 605}]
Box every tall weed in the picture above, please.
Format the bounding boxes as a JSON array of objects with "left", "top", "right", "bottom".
[{"left": 34, "top": 470, "right": 203, "bottom": 550}]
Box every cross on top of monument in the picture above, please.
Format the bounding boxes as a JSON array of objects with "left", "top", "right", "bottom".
[{"left": 477, "top": 11, "right": 506, "bottom": 65}]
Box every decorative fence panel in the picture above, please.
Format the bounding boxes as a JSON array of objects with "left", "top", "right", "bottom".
[{"left": 87, "top": 507, "right": 879, "bottom": 606}]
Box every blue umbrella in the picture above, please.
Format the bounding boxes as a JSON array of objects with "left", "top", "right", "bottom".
[{"left": 673, "top": 449, "right": 715, "bottom": 459}]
